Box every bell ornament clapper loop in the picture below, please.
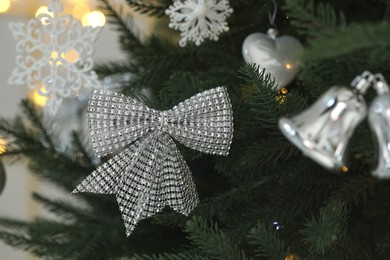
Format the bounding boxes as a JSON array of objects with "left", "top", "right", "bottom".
[
  {"left": 368, "top": 75, "right": 390, "bottom": 178},
  {"left": 279, "top": 86, "right": 367, "bottom": 171},
  {"left": 373, "top": 74, "right": 389, "bottom": 95},
  {"left": 351, "top": 71, "right": 376, "bottom": 94}
]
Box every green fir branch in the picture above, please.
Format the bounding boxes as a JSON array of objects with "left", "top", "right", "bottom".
[
  {"left": 247, "top": 222, "right": 288, "bottom": 259},
  {"left": 185, "top": 217, "right": 251, "bottom": 260},
  {"left": 126, "top": 0, "right": 169, "bottom": 17},
  {"left": 279, "top": 159, "right": 338, "bottom": 192},
  {"left": 20, "top": 100, "right": 55, "bottom": 151},
  {"left": 303, "top": 22, "right": 390, "bottom": 61},
  {"left": 151, "top": 210, "right": 188, "bottom": 228},
  {"left": 239, "top": 64, "right": 276, "bottom": 92},
  {"left": 32, "top": 193, "right": 95, "bottom": 221},
  {"left": 300, "top": 200, "right": 349, "bottom": 255},
  {"left": 0, "top": 106, "right": 50, "bottom": 163},
  {"left": 0, "top": 218, "right": 29, "bottom": 230},
  {"left": 98, "top": 0, "right": 144, "bottom": 54},
  {"left": 0, "top": 116, "right": 38, "bottom": 145},
  {"left": 283, "top": 0, "right": 346, "bottom": 37},
  {"left": 94, "top": 62, "right": 138, "bottom": 78},
  {"left": 331, "top": 175, "right": 376, "bottom": 205},
  {"left": 376, "top": 231, "right": 390, "bottom": 257},
  {"left": 0, "top": 232, "right": 36, "bottom": 253},
  {"left": 135, "top": 253, "right": 207, "bottom": 260},
  {"left": 70, "top": 132, "right": 95, "bottom": 168},
  {"left": 239, "top": 138, "right": 299, "bottom": 171},
  {"left": 27, "top": 150, "right": 91, "bottom": 191},
  {"left": 238, "top": 64, "right": 307, "bottom": 130},
  {"left": 0, "top": 148, "right": 38, "bottom": 164}
]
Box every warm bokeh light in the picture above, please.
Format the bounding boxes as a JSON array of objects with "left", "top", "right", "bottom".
[
  {"left": 32, "top": 87, "right": 48, "bottom": 107},
  {"left": 285, "top": 254, "right": 299, "bottom": 260},
  {"left": 51, "top": 51, "right": 59, "bottom": 60},
  {"left": 280, "top": 88, "right": 288, "bottom": 95},
  {"left": 285, "top": 63, "right": 292, "bottom": 70},
  {"left": 68, "top": 0, "right": 88, "bottom": 4},
  {"left": 341, "top": 166, "right": 349, "bottom": 172},
  {"left": 0, "top": 0, "right": 10, "bottom": 13},
  {"left": 0, "top": 139, "right": 6, "bottom": 155},
  {"left": 62, "top": 49, "right": 80, "bottom": 63},
  {"left": 73, "top": 3, "right": 90, "bottom": 20},
  {"left": 35, "top": 6, "right": 53, "bottom": 25},
  {"left": 82, "top": 11, "right": 106, "bottom": 28}
]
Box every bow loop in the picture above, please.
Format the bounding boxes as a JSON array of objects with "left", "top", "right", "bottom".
[
  {"left": 165, "top": 87, "right": 234, "bottom": 155},
  {"left": 88, "top": 90, "right": 161, "bottom": 157}
]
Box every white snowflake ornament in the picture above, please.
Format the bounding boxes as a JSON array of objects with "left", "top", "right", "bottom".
[
  {"left": 8, "top": 0, "right": 102, "bottom": 115},
  {"left": 166, "top": 0, "right": 233, "bottom": 47}
]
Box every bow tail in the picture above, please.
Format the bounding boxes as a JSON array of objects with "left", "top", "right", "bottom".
[
  {"left": 115, "top": 132, "right": 166, "bottom": 236},
  {"left": 160, "top": 134, "right": 199, "bottom": 216},
  {"left": 72, "top": 135, "right": 151, "bottom": 194}
]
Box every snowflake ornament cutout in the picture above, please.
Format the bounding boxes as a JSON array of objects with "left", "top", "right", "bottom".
[
  {"left": 166, "top": 0, "right": 233, "bottom": 47},
  {"left": 8, "top": 0, "right": 102, "bottom": 115}
]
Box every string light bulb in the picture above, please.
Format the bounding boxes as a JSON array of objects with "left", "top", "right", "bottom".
[
  {"left": 73, "top": 2, "right": 90, "bottom": 20},
  {"left": 82, "top": 11, "right": 106, "bottom": 28},
  {"left": 285, "top": 254, "right": 299, "bottom": 260},
  {"left": 0, "top": 138, "right": 6, "bottom": 155},
  {"left": 0, "top": 0, "right": 10, "bottom": 13},
  {"left": 31, "top": 86, "right": 48, "bottom": 107}
]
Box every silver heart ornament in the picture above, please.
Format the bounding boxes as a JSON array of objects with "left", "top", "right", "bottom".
[{"left": 242, "top": 29, "right": 303, "bottom": 90}]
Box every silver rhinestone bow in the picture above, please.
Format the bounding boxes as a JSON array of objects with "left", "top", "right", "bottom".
[{"left": 73, "top": 87, "right": 234, "bottom": 236}]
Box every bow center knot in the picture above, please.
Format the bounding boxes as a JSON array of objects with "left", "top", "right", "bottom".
[{"left": 158, "top": 111, "right": 168, "bottom": 133}]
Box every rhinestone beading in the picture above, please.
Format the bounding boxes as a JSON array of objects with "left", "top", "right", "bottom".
[{"left": 73, "top": 87, "right": 234, "bottom": 236}]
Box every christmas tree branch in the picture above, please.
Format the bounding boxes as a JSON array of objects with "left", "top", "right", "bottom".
[
  {"left": 70, "top": 132, "right": 95, "bottom": 168},
  {"left": 283, "top": 0, "right": 346, "bottom": 37},
  {"left": 247, "top": 222, "right": 288, "bottom": 259},
  {"left": 98, "top": 0, "right": 144, "bottom": 54},
  {"left": 32, "top": 193, "right": 95, "bottom": 221},
  {"left": 126, "top": 0, "right": 169, "bottom": 17},
  {"left": 94, "top": 61, "right": 138, "bottom": 78},
  {"left": 302, "top": 22, "right": 390, "bottom": 61},
  {"left": 20, "top": 100, "right": 55, "bottom": 151},
  {"left": 185, "top": 217, "right": 251, "bottom": 260},
  {"left": 135, "top": 253, "right": 207, "bottom": 260},
  {"left": 331, "top": 175, "right": 376, "bottom": 205},
  {"left": 0, "top": 117, "right": 39, "bottom": 145},
  {"left": 300, "top": 201, "right": 348, "bottom": 255}
]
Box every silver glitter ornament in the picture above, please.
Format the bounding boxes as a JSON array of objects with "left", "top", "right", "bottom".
[
  {"left": 73, "top": 87, "right": 234, "bottom": 236},
  {"left": 279, "top": 72, "right": 375, "bottom": 171},
  {"left": 368, "top": 75, "right": 390, "bottom": 178}
]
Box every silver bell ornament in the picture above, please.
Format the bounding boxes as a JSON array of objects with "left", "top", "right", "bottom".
[
  {"left": 368, "top": 75, "right": 390, "bottom": 178},
  {"left": 242, "top": 28, "right": 303, "bottom": 91},
  {"left": 279, "top": 72, "right": 376, "bottom": 171}
]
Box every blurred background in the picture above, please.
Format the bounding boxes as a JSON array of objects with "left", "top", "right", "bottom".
[{"left": 0, "top": 0, "right": 136, "bottom": 258}]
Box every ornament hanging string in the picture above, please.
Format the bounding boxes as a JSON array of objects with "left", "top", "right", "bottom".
[{"left": 268, "top": 0, "right": 278, "bottom": 28}]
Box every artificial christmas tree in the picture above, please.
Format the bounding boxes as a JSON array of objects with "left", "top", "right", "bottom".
[{"left": 0, "top": 0, "right": 390, "bottom": 259}]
